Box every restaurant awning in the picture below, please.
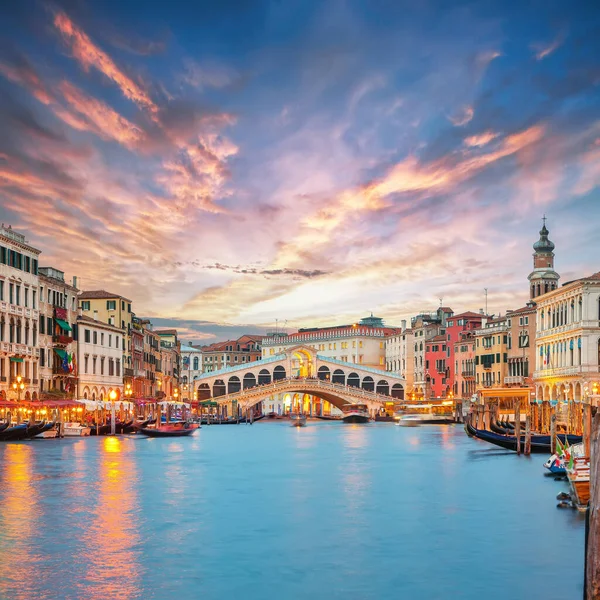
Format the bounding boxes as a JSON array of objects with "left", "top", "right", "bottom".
[
  {"left": 53, "top": 348, "right": 68, "bottom": 360},
  {"left": 55, "top": 319, "right": 72, "bottom": 332},
  {"left": 198, "top": 400, "right": 218, "bottom": 407},
  {"left": 10, "top": 357, "right": 23, "bottom": 362}
]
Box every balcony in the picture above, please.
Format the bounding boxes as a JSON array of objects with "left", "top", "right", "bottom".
[
  {"left": 504, "top": 376, "right": 525, "bottom": 385},
  {"left": 53, "top": 334, "right": 73, "bottom": 346},
  {"left": 462, "top": 371, "right": 475, "bottom": 379}
]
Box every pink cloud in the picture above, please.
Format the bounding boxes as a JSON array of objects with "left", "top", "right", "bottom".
[
  {"left": 448, "top": 105, "right": 474, "bottom": 126},
  {"left": 53, "top": 12, "right": 158, "bottom": 114},
  {"left": 464, "top": 131, "right": 499, "bottom": 147}
]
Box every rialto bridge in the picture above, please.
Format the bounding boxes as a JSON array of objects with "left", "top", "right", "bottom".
[{"left": 194, "top": 345, "right": 406, "bottom": 414}]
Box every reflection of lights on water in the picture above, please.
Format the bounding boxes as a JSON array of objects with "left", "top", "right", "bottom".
[
  {"left": 103, "top": 436, "right": 121, "bottom": 453},
  {"left": 0, "top": 444, "right": 37, "bottom": 597},
  {"left": 80, "top": 438, "right": 142, "bottom": 598},
  {"left": 342, "top": 424, "right": 368, "bottom": 449},
  {"left": 408, "top": 436, "right": 420, "bottom": 446}
]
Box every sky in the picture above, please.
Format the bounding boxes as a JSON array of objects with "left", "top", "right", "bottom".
[{"left": 0, "top": 0, "right": 599, "bottom": 343}]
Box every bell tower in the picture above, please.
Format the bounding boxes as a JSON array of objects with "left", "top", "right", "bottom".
[{"left": 528, "top": 216, "right": 560, "bottom": 299}]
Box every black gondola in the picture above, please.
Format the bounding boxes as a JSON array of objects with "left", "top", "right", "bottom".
[
  {"left": 490, "top": 420, "right": 513, "bottom": 435},
  {"left": 465, "top": 420, "right": 582, "bottom": 453},
  {"left": 139, "top": 426, "right": 196, "bottom": 438},
  {"left": 0, "top": 424, "right": 29, "bottom": 441},
  {"left": 90, "top": 424, "right": 112, "bottom": 436},
  {"left": 0, "top": 422, "right": 10, "bottom": 434},
  {"left": 25, "top": 421, "right": 47, "bottom": 438}
]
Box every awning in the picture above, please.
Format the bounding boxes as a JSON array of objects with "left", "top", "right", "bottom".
[
  {"left": 10, "top": 357, "right": 24, "bottom": 363},
  {"left": 55, "top": 319, "right": 72, "bottom": 332},
  {"left": 53, "top": 348, "right": 68, "bottom": 360},
  {"left": 199, "top": 400, "right": 218, "bottom": 407}
]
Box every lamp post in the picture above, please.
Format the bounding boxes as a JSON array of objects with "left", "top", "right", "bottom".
[
  {"left": 173, "top": 387, "right": 179, "bottom": 422},
  {"left": 12, "top": 374, "right": 25, "bottom": 402},
  {"left": 109, "top": 389, "right": 117, "bottom": 435},
  {"left": 124, "top": 384, "right": 133, "bottom": 420}
]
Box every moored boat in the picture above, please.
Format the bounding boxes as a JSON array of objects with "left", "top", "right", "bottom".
[
  {"left": 465, "top": 419, "right": 582, "bottom": 453},
  {"left": 0, "top": 423, "right": 28, "bottom": 441},
  {"left": 566, "top": 456, "right": 590, "bottom": 511},
  {"left": 139, "top": 422, "right": 198, "bottom": 437},
  {"left": 290, "top": 413, "right": 307, "bottom": 427},
  {"left": 63, "top": 422, "right": 91, "bottom": 437},
  {"left": 341, "top": 404, "right": 370, "bottom": 424}
]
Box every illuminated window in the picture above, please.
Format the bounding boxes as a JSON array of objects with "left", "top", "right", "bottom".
[
  {"left": 352, "top": 341, "right": 356, "bottom": 348},
  {"left": 359, "top": 341, "right": 363, "bottom": 348}
]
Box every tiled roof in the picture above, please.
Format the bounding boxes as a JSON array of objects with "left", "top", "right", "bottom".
[
  {"left": 427, "top": 334, "right": 447, "bottom": 343},
  {"left": 155, "top": 329, "right": 178, "bottom": 335},
  {"left": 451, "top": 311, "right": 484, "bottom": 319},
  {"left": 79, "top": 290, "right": 132, "bottom": 302},
  {"left": 507, "top": 305, "right": 536, "bottom": 315}
]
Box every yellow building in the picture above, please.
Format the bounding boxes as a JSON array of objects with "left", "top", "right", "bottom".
[
  {"left": 474, "top": 316, "right": 509, "bottom": 389},
  {"left": 78, "top": 290, "right": 133, "bottom": 385}
]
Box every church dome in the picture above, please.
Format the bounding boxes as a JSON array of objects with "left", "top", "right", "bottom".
[{"left": 533, "top": 224, "right": 555, "bottom": 253}]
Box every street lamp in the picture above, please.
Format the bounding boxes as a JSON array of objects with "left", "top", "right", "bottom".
[
  {"left": 12, "top": 375, "right": 25, "bottom": 402},
  {"left": 109, "top": 389, "right": 117, "bottom": 435}
]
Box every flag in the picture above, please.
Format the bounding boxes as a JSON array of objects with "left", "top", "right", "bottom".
[
  {"left": 68, "top": 353, "right": 73, "bottom": 373},
  {"left": 555, "top": 437, "right": 564, "bottom": 457},
  {"left": 62, "top": 354, "right": 69, "bottom": 373}
]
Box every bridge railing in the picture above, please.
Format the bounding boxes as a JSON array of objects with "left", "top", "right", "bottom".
[{"left": 209, "top": 377, "right": 396, "bottom": 405}]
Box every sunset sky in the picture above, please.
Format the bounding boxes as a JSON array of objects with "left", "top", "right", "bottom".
[{"left": 0, "top": 0, "right": 598, "bottom": 343}]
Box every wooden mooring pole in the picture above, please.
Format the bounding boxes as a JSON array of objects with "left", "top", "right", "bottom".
[
  {"left": 585, "top": 410, "right": 600, "bottom": 600},
  {"left": 585, "top": 403, "right": 592, "bottom": 459},
  {"left": 524, "top": 415, "right": 531, "bottom": 456},
  {"left": 550, "top": 413, "right": 557, "bottom": 455},
  {"left": 515, "top": 401, "right": 521, "bottom": 455}
]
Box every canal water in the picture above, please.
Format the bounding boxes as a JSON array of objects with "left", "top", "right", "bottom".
[{"left": 0, "top": 422, "right": 585, "bottom": 600}]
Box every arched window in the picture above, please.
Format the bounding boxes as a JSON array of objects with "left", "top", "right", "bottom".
[{"left": 193, "top": 356, "right": 199, "bottom": 370}]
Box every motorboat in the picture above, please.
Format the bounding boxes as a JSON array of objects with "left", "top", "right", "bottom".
[
  {"left": 63, "top": 422, "right": 91, "bottom": 437},
  {"left": 566, "top": 455, "right": 590, "bottom": 511},
  {"left": 394, "top": 402, "right": 455, "bottom": 425},
  {"left": 341, "top": 404, "right": 370, "bottom": 424},
  {"left": 290, "top": 413, "right": 307, "bottom": 427},
  {"left": 543, "top": 442, "right": 585, "bottom": 475},
  {"left": 139, "top": 421, "right": 198, "bottom": 438},
  {"left": 397, "top": 414, "right": 422, "bottom": 427}
]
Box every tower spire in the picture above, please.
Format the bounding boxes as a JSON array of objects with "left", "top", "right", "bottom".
[{"left": 528, "top": 217, "right": 559, "bottom": 299}]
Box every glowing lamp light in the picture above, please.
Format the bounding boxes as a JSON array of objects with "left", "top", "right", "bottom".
[{"left": 109, "top": 390, "right": 117, "bottom": 402}]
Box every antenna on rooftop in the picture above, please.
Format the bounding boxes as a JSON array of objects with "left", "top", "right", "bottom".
[
  {"left": 439, "top": 297, "right": 443, "bottom": 308},
  {"left": 484, "top": 288, "right": 488, "bottom": 316}
]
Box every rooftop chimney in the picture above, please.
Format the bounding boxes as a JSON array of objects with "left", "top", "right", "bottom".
[
  {"left": 93, "top": 310, "right": 98, "bottom": 321},
  {"left": 73, "top": 275, "right": 78, "bottom": 289},
  {"left": 401, "top": 319, "right": 407, "bottom": 331}
]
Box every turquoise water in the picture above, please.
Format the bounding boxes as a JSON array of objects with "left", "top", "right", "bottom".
[{"left": 0, "top": 422, "right": 585, "bottom": 599}]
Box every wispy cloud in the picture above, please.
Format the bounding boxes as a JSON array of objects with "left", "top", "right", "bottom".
[
  {"left": 53, "top": 11, "right": 158, "bottom": 113},
  {"left": 532, "top": 32, "right": 565, "bottom": 61},
  {"left": 464, "top": 131, "right": 500, "bottom": 147},
  {"left": 448, "top": 105, "right": 474, "bottom": 126}
]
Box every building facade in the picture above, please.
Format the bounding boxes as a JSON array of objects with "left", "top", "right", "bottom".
[
  {"left": 76, "top": 315, "right": 123, "bottom": 401},
  {"left": 533, "top": 272, "right": 600, "bottom": 403},
  {"left": 0, "top": 226, "right": 41, "bottom": 401},
  {"left": 38, "top": 267, "right": 79, "bottom": 397},
  {"left": 454, "top": 330, "right": 477, "bottom": 400},
  {"left": 78, "top": 290, "right": 133, "bottom": 386},
  {"left": 131, "top": 320, "right": 145, "bottom": 398},
  {"left": 262, "top": 316, "right": 397, "bottom": 370},
  {"left": 505, "top": 304, "right": 537, "bottom": 388},
  {"left": 384, "top": 321, "right": 414, "bottom": 386},
  {"left": 475, "top": 316, "right": 509, "bottom": 389},
  {"left": 181, "top": 343, "right": 203, "bottom": 399},
  {"left": 204, "top": 334, "right": 264, "bottom": 372}
]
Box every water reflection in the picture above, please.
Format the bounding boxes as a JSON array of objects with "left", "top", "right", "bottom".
[
  {"left": 77, "top": 437, "right": 142, "bottom": 599},
  {"left": 0, "top": 443, "right": 40, "bottom": 600}
]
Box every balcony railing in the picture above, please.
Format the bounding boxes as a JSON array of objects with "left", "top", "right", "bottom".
[
  {"left": 461, "top": 371, "right": 476, "bottom": 379},
  {"left": 53, "top": 334, "right": 73, "bottom": 346},
  {"left": 504, "top": 376, "right": 525, "bottom": 385}
]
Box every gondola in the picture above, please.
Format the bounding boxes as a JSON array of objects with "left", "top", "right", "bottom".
[
  {"left": 139, "top": 425, "right": 197, "bottom": 438},
  {"left": 490, "top": 420, "right": 512, "bottom": 435},
  {"left": 0, "top": 423, "right": 29, "bottom": 441},
  {"left": 465, "top": 420, "right": 582, "bottom": 453},
  {"left": 0, "top": 422, "right": 10, "bottom": 434},
  {"left": 90, "top": 424, "right": 112, "bottom": 436},
  {"left": 25, "top": 421, "right": 48, "bottom": 439},
  {"left": 116, "top": 420, "right": 135, "bottom": 434}
]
